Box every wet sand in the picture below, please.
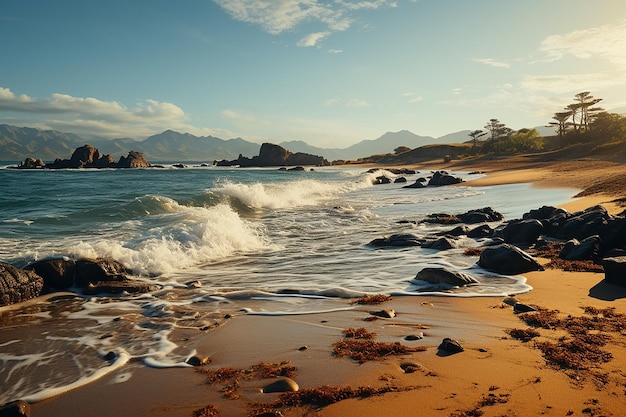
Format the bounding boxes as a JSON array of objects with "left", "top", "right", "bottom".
[{"left": 33, "top": 156, "right": 626, "bottom": 417}]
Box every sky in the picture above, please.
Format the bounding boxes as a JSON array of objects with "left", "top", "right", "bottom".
[{"left": 2, "top": 0, "right": 626, "bottom": 148}]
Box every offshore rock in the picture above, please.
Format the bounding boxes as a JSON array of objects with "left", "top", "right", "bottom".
[
  {"left": 217, "top": 143, "right": 329, "bottom": 167},
  {"left": 427, "top": 171, "right": 463, "bottom": 186},
  {"left": 368, "top": 233, "right": 422, "bottom": 248},
  {"left": 0, "top": 262, "right": 44, "bottom": 307}
]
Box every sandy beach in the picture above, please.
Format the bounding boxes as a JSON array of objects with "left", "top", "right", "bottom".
[{"left": 31, "top": 155, "right": 626, "bottom": 417}]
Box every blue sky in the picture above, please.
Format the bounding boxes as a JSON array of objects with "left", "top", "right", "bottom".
[{"left": 2, "top": 0, "right": 626, "bottom": 148}]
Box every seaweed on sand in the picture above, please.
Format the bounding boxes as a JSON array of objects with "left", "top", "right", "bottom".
[
  {"left": 192, "top": 404, "right": 219, "bottom": 417},
  {"left": 333, "top": 327, "right": 426, "bottom": 363},
  {"left": 351, "top": 294, "right": 393, "bottom": 305}
]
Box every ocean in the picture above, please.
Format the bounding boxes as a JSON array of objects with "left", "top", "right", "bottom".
[{"left": 0, "top": 163, "right": 576, "bottom": 404}]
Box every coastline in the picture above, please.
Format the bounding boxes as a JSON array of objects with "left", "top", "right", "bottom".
[{"left": 31, "top": 160, "right": 626, "bottom": 417}]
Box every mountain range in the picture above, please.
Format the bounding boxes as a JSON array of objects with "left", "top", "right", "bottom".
[{"left": 0, "top": 124, "right": 555, "bottom": 163}]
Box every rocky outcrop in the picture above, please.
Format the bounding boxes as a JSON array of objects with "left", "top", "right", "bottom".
[
  {"left": 427, "top": 170, "right": 463, "bottom": 186},
  {"left": 216, "top": 143, "right": 329, "bottom": 167},
  {"left": 602, "top": 257, "right": 626, "bottom": 287},
  {"left": 420, "top": 207, "right": 503, "bottom": 225},
  {"left": 368, "top": 233, "right": 423, "bottom": 248},
  {"left": 0, "top": 262, "right": 44, "bottom": 306},
  {"left": 16, "top": 145, "right": 151, "bottom": 169}
]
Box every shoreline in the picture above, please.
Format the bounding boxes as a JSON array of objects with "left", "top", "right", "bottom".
[{"left": 28, "top": 161, "right": 626, "bottom": 417}]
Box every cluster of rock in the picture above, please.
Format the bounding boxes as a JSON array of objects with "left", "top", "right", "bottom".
[
  {"left": 216, "top": 142, "right": 329, "bottom": 167},
  {"left": 15, "top": 145, "right": 151, "bottom": 169},
  {"left": 369, "top": 204, "right": 626, "bottom": 288},
  {"left": 369, "top": 169, "right": 463, "bottom": 187},
  {"left": 0, "top": 257, "right": 158, "bottom": 307}
]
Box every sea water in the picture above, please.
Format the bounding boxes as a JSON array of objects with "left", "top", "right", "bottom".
[{"left": 0, "top": 164, "right": 576, "bottom": 403}]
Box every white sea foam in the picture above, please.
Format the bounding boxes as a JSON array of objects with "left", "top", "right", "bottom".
[{"left": 69, "top": 202, "right": 269, "bottom": 276}]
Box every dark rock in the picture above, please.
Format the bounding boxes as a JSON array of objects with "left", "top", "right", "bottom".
[
  {"left": 602, "top": 256, "right": 626, "bottom": 287},
  {"left": 218, "top": 143, "right": 329, "bottom": 167},
  {"left": 373, "top": 175, "right": 391, "bottom": 185},
  {"left": 428, "top": 171, "right": 463, "bottom": 186},
  {"left": 82, "top": 281, "right": 159, "bottom": 295},
  {"left": 16, "top": 157, "right": 45, "bottom": 169},
  {"left": 186, "top": 355, "right": 211, "bottom": 366},
  {"left": 478, "top": 244, "right": 544, "bottom": 275},
  {"left": 0, "top": 400, "right": 30, "bottom": 417},
  {"left": 415, "top": 267, "right": 479, "bottom": 287},
  {"left": 559, "top": 235, "right": 601, "bottom": 261},
  {"left": 500, "top": 219, "right": 545, "bottom": 245},
  {"left": 457, "top": 207, "right": 503, "bottom": 224},
  {"left": 513, "top": 303, "right": 537, "bottom": 313},
  {"left": 422, "top": 236, "right": 458, "bottom": 250},
  {"left": 74, "top": 258, "right": 130, "bottom": 287},
  {"left": 437, "top": 337, "right": 464, "bottom": 354},
  {"left": 262, "top": 378, "right": 299, "bottom": 393},
  {"left": 116, "top": 151, "right": 150, "bottom": 168},
  {"left": 522, "top": 205, "right": 568, "bottom": 221},
  {"left": 467, "top": 224, "right": 494, "bottom": 238},
  {"left": 394, "top": 176, "right": 407, "bottom": 183},
  {"left": 404, "top": 333, "right": 424, "bottom": 341},
  {"left": 368, "top": 233, "right": 422, "bottom": 248},
  {"left": 438, "top": 225, "right": 470, "bottom": 237},
  {"left": 25, "top": 257, "right": 76, "bottom": 290},
  {"left": 366, "top": 168, "right": 416, "bottom": 175},
  {"left": 370, "top": 309, "right": 396, "bottom": 318},
  {"left": 0, "top": 262, "right": 45, "bottom": 306},
  {"left": 287, "top": 166, "right": 305, "bottom": 171},
  {"left": 556, "top": 205, "right": 610, "bottom": 240},
  {"left": 403, "top": 177, "right": 428, "bottom": 188}
]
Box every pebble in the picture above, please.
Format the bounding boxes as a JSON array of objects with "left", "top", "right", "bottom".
[
  {"left": 513, "top": 302, "right": 537, "bottom": 314},
  {"left": 404, "top": 332, "right": 424, "bottom": 341},
  {"left": 438, "top": 337, "right": 464, "bottom": 354},
  {"left": 262, "top": 378, "right": 299, "bottom": 393},
  {"left": 370, "top": 309, "right": 396, "bottom": 318}
]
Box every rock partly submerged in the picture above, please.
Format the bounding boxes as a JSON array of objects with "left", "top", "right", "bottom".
[{"left": 14, "top": 144, "right": 151, "bottom": 169}]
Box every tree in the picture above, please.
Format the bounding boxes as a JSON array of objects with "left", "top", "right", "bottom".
[
  {"left": 503, "top": 128, "right": 545, "bottom": 153},
  {"left": 549, "top": 111, "right": 573, "bottom": 140},
  {"left": 483, "top": 119, "right": 511, "bottom": 153},
  {"left": 587, "top": 112, "right": 626, "bottom": 144},
  {"left": 573, "top": 91, "right": 603, "bottom": 131},
  {"left": 468, "top": 129, "right": 486, "bottom": 152}
]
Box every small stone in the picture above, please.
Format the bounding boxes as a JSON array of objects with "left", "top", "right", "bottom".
[
  {"left": 404, "top": 333, "right": 424, "bottom": 341},
  {"left": 370, "top": 309, "right": 396, "bottom": 318},
  {"left": 298, "top": 346, "right": 308, "bottom": 351},
  {"left": 102, "top": 351, "right": 117, "bottom": 361},
  {"left": 262, "top": 378, "right": 299, "bottom": 393},
  {"left": 186, "top": 355, "right": 211, "bottom": 366},
  {"left": 0, "top": 400, "right": 30, "bottom": 417},
  {"left": 501, "top": 296, "right": 519, "bottom": 306},
  {"left": 438, "top": 337, "right": 464, "bottom": 354},
  {"left": 513, "top": 303, "right": 537, "bottom": 314}
]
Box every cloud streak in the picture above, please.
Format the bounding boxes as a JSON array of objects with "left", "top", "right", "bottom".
[
  {"left": 472, "top": 58, "right": 510, "bottom": 69},
  {"left": 213, "top": 0, "right": 398, "bottom": 47}
]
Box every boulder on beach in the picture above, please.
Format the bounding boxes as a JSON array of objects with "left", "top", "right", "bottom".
[
  {"left": 368, "top": 233, "right": 423, "bottom": 248},
  {"left": 25, "top": 257, "right": 76, "bottom": 290},
  {"left": 559, "top": 235, "right": 601, "bottom": 261},
  {"left": 601, "top": 256, "right": 626, "bottom": 287},
  {"left": 415, "top": 267, "right": 479, "bottom": 287},
  {"left": 74, "top": 258, "right": 131, "bottom": 287},
  {"left": 0, "top": 262, "right": 45, "bottom": 306},
  {"left": 499, "top": 218, "right": 545, "bottom": 245},
  {"left": 477, "top": 244, "right": 544, "bottom": 275}
]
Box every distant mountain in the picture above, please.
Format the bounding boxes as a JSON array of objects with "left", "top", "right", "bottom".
[{"left": 0, "top": 124, "right": 84, "bottom": 162}]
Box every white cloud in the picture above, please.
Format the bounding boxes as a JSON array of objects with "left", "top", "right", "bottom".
[
  {"left": 297, "top": 31, "right": 330, "bottom": 47},
  {"left": 403, "top": 92, "right": 423, "bottom": 103},
  {"left": 472, "top": 58, "right": 511, "bottom": 69},
  {"left": 520, "top": 72, "right": 622, "bottom": 94},
  {"left": 539, "top": 17, "right": 626, "bottom": 67},
  {"left": 212, "top": 0, "right": 398, "bottom": 42},
  {"left": 0, "top": 86, "right": 209, "bottom": 139},
  {"left": 323, "top": 97, "right": 369, "bottom": 107}
]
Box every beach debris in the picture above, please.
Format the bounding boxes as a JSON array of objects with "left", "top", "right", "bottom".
[
  {"left": 262, "top": 378, "right": 299, "bottom": 393},
  {"left": 369, "top": 309, "right": 396, "bottom": 318},
  {"left": 0, "top": 262, "right": 44, "bottom": 307},
  {"left": 414, "top": 267, "right": 479, "bottom": 287},
  {"left": 0, "top": 400, "right": 30, "bottom": 417},
  {"left": 404, "top": 332, "right": 424, "bottom": 341},
  {"left": 478, "top": 244, "right": 544, "bottom": 274},
  {"left": 513, "top": 302, "right": 537, "bottom": 314},
  {"left": 506, "top": 328, "right": 540, "bottom": 342},
  {"left": 437, "top": 337, "right": 464, "bottom": 354},
  {"left": 186, "top": 355, "right": 211, "bottom": 366},
  {"left": 351, "top": 294, "right": 392, "bottom": 305},
  {"left": 333, "top": 327, "right": 426, "bottom": 363},
  {"left": 191, "top": 404, "right": 219, "bottom": 417}
]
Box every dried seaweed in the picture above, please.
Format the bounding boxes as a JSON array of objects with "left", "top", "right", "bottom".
[
  {"left": 342, "top": 327, "right": 376, "bottom": 339},
  {"left": 463, "top": 247, "right": 484, "bottom": 257},
  {"left": 333, "top": 337, "right": 426, "bottom": 363},
  {"left": 506, "top": 327, "right": 540, "bottom": 342},
  {"left": 192, "top": 404, "right": 219, "bottom": 417},
  {"left": 351, "top": 294, "right": 393, "bottom": 305}
]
